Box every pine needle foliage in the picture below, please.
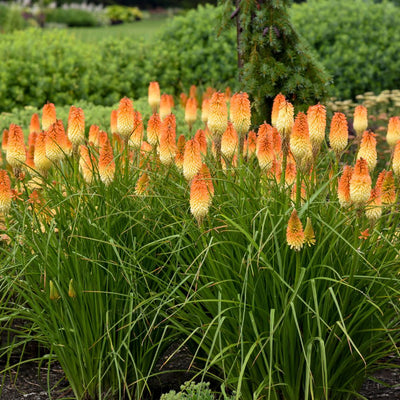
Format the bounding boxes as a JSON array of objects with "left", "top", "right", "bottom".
[{"left": 219, "top": 0, "right": 331, "bottom": 125}]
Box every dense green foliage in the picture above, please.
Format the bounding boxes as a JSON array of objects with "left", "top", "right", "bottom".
[
  {"left": 0, "top": 4, "right": 27, "bottom": 33},
  {"left": 291, "top": 0, "right": 400, "bottom": 99},
  {"left": 220, "top": 0, "right": 330, "bottom": 124},
  {"left": 105, "top": 5, "right": 143, "bottom": 23},
  {"left": 44, "top": 8, "right": 102, "bottom": 27}
]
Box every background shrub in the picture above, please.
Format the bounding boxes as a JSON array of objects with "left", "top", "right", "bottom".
[
  {"left": 105, "top": 5, "right": 143, "bottom": 23},
  {"left": 44, "top": 8, "right": 101, "bottom": 27},
  {"left": 291, "top": 0, "right": 400, "bottom": 99},
  {"left": 0, "top": 4, "right": 27, "bottom": 33}
]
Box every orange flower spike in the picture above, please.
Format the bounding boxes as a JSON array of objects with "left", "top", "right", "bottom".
[
  {"left": 42, "top": 103, "right": 56, "bottom": 131},
  {"left": 159, "top": 114, "right": 177, "bottom": 166},
  {"left": 276, "top": 99, "right": 294, "bottom": 142},
  {"left": 353, "top": 105, "right": 368, "bottom": 138},
  {"left": 392, "top": 140, "right": 400, "bottom": 176},
  {"left": 2, "top": 129, "right": 9, "bottom": 153},
  {"left": 183, "top": 139, "right": 202, "bottom": 181},
  {"left": 0, "top": 170, "right": 12, "bottom": 214},
  {"left": 386, "top": 116, "right": 400, "bottom": 148},
  {"left": 201, "top": 99, "right": 210, "bottom": 125},
  {"left": 268, "top": 156, "right": 282, "bottom": 182},
  {"left": 97, "top": 130, "right": 109, "bottom": 149},
  {"left": 194, "top": 129, "right": 207, "bottom": 156},
  {"left": 203, "top": 86, "right": 216, "bottom": 101},
  {"left": 147, "top": 113, "right": 161, "bottom": 147},
  {"left": 129, "top": 110, "right": 144, "bottom": 149},
  {"left": 221, "top": 121, "right": 239, "bottom": 160},
  {"left": 67, "top": 106, "right": 85, "bottom": 148},
  {"left": 256, "top": 123, "right": 274, "bottom": 171},
  {"left": 34, "top": 132, "right": 52, "bottom": 175},
  {"left": 135, "top": 172, "right": 150, "bottom": 196},
  {"left": 271, "top": 93, "right": 286, "bottom": 128},
  {"left": 185, "top": 97, "right": 198, "bottom": 131},
  {"left": 381, "top": 170, "right": 396, "bottom": 205},
  {"left": 110, "top": 109, "right": 118, "bottom": 136},
  {"left": 88, "top": 125, "right": 100, "bottom": 147},
  {"left": 79, "top": 145, "right": 95, "bottom": 184},
  {"left": 99, "top": 138, "right": 115, "bottom": 186},
  {"left": 349, "top": 158, "right": 372, "bottom": 205},
  {"left": 55, "top": 119, "right": 71, "bottom": 156},
  {"left": 117, "top": 97, "right": 135, "bottom": 142},
  {"left": 337, "top": 165, "right": 353, "bottom": 208},
  {"left": 26, "top": 143, "right": 36, "bottom": 172},
  {"left": 285, "top": 152, "right": 297, "bottom": 187},
  {"left": 207, "top": 92, "right": 228, "bottom": 140},
  {"left": 357, "top": 130, "right": 377, "bottom": 171},
  {"left": 329, "top": 112, "right": 348, "bottom": 156},
  {"left": 286, "top": 209, "right": 305, "bottom": 251},
  {"left": 30, "top": 113, "right": 41, "bottom": 136},
  {"left": 175, "top": 134, "right": 186, "bottom": 171},
  {"left": 45, "top": 123, "right": 63, "bottom": 163},
  {"left": 180, "top": 93, "right": 188, "bottom": 108},
  {"left": 148, "top": 81, "right": 161, "bottom": 113},
  {"left": 190, "top": 171, "right": 211, "bottom": 223},
  {"left": 160, "top": 94, "right": 172, "bottom": 121},
  {"left": 290, "top": 112, "right": 312, "bottom": 170},
  {"left": 245, "top": 130, "right": 257, "bottom": 158},
  {"left": 307, "top": 104, "right": 326, "bottom": 154},
  {"left": 366, "top": 187, "right": 382, "bottom": 222},
  {"left": 189, "top": 85, "right": 197, "bottom": 100},
  {"left": 271, "top": 127, "right": 282, "bottom": 156},
  {"left": 230, "top": 92, "right": 251, "bottom": 137},
  {"left": 6, "top": 124, "right": 26, "bottom": 169}
]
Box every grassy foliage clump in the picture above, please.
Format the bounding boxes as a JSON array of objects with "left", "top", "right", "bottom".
[{"left": 0, "top": 86, "right": 399, "bottom": 400}]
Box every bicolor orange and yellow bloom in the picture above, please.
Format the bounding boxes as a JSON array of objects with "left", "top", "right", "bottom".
[
  {"left": 349, "top": 158, "right": 371, "bottom": 205},
  {"left": 230, "top": 92, "right": 251, "bottom": 136},
  {"left": 337, "top": 165, "right": 353, "bottom": 208},
  {"left": 0, "top": 169, "right": 12, "bottom": 214},
  {"left": 201, "top": 99, "right": 210, "bottom": 125},
  {"left": 67, "top": 106, "right": 85, "bottom": 148},
  {"left": 307, "top": 104, "right": 326, "bottom": 155},
  {"left": 160, "top": 94, "right": 173, "bottom": 120},
  {"left": 175, "top": 134, "right": 186, "bottom": 171},
  {"left": 386, "top": 116, "right": 400, "bottom": 148},
  {"left": 286, "top": 209, "right": 305, "bottom": 251},
  {"left": 148, "top": 81, "right": 161, "bottom": 112},
  {"left": 30, "top": 113, "right": 41, "bottom": 136},
  {"left": 159, "top": 114, "right": 177, "bottom": 165},
  {"left": 147, "top": 113, "right": 161, "bottom": 147},
  {"left": 79, "top": 145, "right": 95, "bottom": 184},
  {"left": 129, "top": 111, "right": 144, "bottom": 149},
  {"left": 34, "top": 131, "right": 51, "bottom": 175},
  {"left": 190, "top": 169, "right": 212, "bottom": 223},
  {"left": 185, "top": 97, "right": 198, "bottom": 130},
  {"left": 276, "top": 100, "right": 294, "bottom": 143},
  {"left": 357, "top": 130, "right": 377, "bottom": 171},
  {"left": 221, "top": 122, "right": 238, "bottom": 160},
  {"left": 117, "top": 97, "right": 135, "bottom": 141},
  {"left": 244, "top": 130, "right": 257, "bottom": 159},
  {"left": 207, "top": 92, "right": 228, "bottom": 139},
  {"left": 392, "top": 140, "right": 400, "bottom": 176},
  {"left": 6, "top": 124, "right": 26, "bottom": 169},
  {"left": 256, "top": 123, "right": 274, "bottom": 171},
  {"left": 99, "top": 138, "right": 115, "bottom": 186},
  {"left": 365, "top": 187, "right": 382, "bottom": 222},
  {"left": 271, "top": 93, "right": 285, "bottom": 128},
  {"left": 285, "top": 152, "right": 297, "bottom": 187},
  {"left": 353, "top": 105, "right": 368, "bottom": 138},
  {"left": 380, "top": 170, "right": 396, "bottom": 205},
  {"left": 290, "top": 112, "right": 312, "bottom": 171},
  {"left": 194, "top": 129, "right": 207, "bottom": 156},
  {"left": 329, "top": 112, "right": 348, "bottom": 155},
  {"left": 135, "top": 172, "right": 150, "bottom": 196},
  {"left": 42, "top": 103, "right": 56, "bottom": 131},
  {"left": 183, "top": 139, "right": 202, "bottom": 181}
]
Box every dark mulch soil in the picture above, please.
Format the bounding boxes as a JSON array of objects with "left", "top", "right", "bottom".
[{"left": 1, "top": 348, "right": 399, "bottom": 399}]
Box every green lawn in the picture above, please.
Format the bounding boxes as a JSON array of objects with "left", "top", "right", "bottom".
[{"left": 66, "top": 16, "right": 169, "bottom": 43}]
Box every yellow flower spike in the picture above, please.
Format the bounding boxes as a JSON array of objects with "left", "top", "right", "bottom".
[
  {"left": 159, "top": 114, "right": 177, "bottom": 166},
  {"left": 286, "top": 209, "right": 305, "bottom": 251},
  {"left": 45, "top": 122, "right": 63, "bottom": 163},
  {"left": 353, "top": 105, "right": 368, "bottom": 138},
  {"left": 366, "top": 187, "right": 382, "bottom": 222},
  {"left": 185, "top": 97, "right": 198, "bottom": 131},
  {"left": 357, "top": 130, "right": 377, "bottom": 172},
  {"left": 135, "top": 172, "right": 150, "bottom": 196},
  {"left": 276, "top": 99, "right": 294, "bottom": 143},
  {"left": 392, "top": 140, "right": 400, "bottom": 177},
  {"left": 67, "top": 106, "right": 85, "bottom": 149},
  {"left": 49, "top": 280, "right": 60, "bottom": 301},
  {"left": 221, "top": 121, "right": 239, "bottom": 160},
  {"left": 386, "top": 116, "right": 400, "bottom": 148},
  {"left": 148, "top": 81, "right": 161, "bottom": 113},
  {"left": 34, "top": 131, "right": 52, "bottom": 176},
  {"left": 99, "top": 137, "right": 115, "bottom": 186},
  {"left": 208, "top": 92, "right": 228, "bottom": 140},
  {"left": 304, "top": 217, "right": 316, "bottom": 246},
  {"left": 0, "top": 170, "right": 12, "bottom": 214},
  {"left": 42, "top": 103, "right": 56, "bottom": 132},
  {"left": 190, "top": 169, "right": 212, "bottom": 224},
  {"left": 160, "top": 94, "right": 173, "bottom": 121},
  {"left": 349, "top": 158, "right": 371, "bottom": 206},
  {"left": 329, "top": 112, "right": 348, "bottom": 156},
  {"left": 337, "top": 165, "right": 353, "bottom": 208},
  {"left": 230, "top": 92, "right": 251, "bottom": 137},
  {"left": 381, "top": 170, "right": 396, "bottom": 205},
  {"left": 183, "top": 139, "right": 202, "bottom": 181},
  {"left": 271, "top": 93, "right": 286, "bottom": 128},
  {"left": 147, "top": 113, "right": 161, "bottom": 147},
  {"left": 307, "top": 104, "right": 326, "bottom": 155},
  {"left": 290, "top": 112, "right": 313, "bottom": 171},
  {"left": 117, "top": 97, "right": 135, "bottom": 142},
  {"left": 68, "top": 279, "right": 77, "bottom": 298},
  {"left": 256, "top": 123, "right": 274, "bottom": 171},
  {"left": 6, "top": 124, "right": 26, "bottom": 171}
]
